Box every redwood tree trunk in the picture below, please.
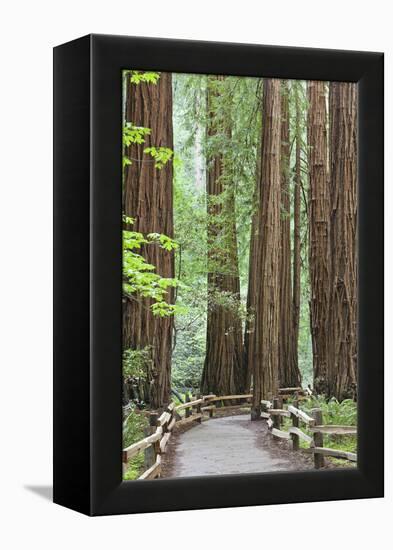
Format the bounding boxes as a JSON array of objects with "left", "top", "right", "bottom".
[
  {"left": 278, "top": 81, "right": 302, "bottom": 388},
  {"left": 327, "top": 82, "right": 358, "bottom": 400},
  {"left": 244, "top": 123, "right": 262, "bottom": 393},
  {"left": 307, "top": 80, "right": 330, "bottom": 395},
  {"left": 248, "top": 78, "right": 282, "bottom": 418},
  {"left": 292, "top": 82, "right": 302, "bottom": 380},
  {"left": 201, "top": 76, "right": 244, "bottom": 395},
  {"left": 123, "top": 73, "right": 174, "bottom": 409}
]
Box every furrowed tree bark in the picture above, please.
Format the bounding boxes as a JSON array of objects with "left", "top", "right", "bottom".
[
  {"left": 201, "top": 76, "right": 245, "bottom": 395},
  {"left": 307, "top": 80, "right": 330, "bottom": 395},
  {"left": 292, "top": 82, "right": 302, "bottom": 380},
  {"left": 327, "top": 82, "right": 358, "bottom": 400},
  {"left": 248, "top": 78, "right": 282, "bottom": 419},
  {"left": 278, "top": 81, "right": 302, "bottom": 388},
  {"left": 123, "top": 73, "right": 174, "bottom": 409}
]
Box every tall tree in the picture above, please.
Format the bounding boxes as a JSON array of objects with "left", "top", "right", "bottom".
[
  {"left": 201, "top": 76, "right": 244, "bottom": 395},
  {"left": 247, "top": 78, "right": 282, "bottom": 419},
  {"left": 123, "top": 72, "right": 174, "bottom": 409},
  {"left": 327, "top": 82, "right": 358, "bottom": 400},
  {"left": 292, "top": 81, "right": 302, "bottom": 382},
  {"left": 243, "top": 81, "right": 263, "bottom": 393},
  {"left": 278, "top": 81, "right": 302, "bottom": 387},
  {"left": 307, "top": 80, "right": 330, "bottom": 395}
]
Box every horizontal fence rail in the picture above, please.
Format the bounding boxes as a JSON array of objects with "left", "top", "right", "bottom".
[{"left": 122, "top": 388, "right": 357, "bottom": 479}]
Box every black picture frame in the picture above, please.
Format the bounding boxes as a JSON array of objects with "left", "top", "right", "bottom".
[{"left": 53, "top": 34, "right": 384, "bottom": 516}]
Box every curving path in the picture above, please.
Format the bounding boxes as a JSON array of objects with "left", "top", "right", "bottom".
[{"left": 161, "top": 414, "right": 313, "bottom": 478}]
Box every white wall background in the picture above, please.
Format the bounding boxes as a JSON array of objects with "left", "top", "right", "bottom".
[{"left": 0, "top": 1, "right": 390, "bottom": 548}]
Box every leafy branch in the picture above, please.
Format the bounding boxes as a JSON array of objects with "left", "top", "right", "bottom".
[{"left": 123, "top": 224, "right": 186, "bottom": 318}]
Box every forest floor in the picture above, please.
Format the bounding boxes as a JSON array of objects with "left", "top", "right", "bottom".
[{"left": 161, "top": 413, "right": 314, "bottom": 478}]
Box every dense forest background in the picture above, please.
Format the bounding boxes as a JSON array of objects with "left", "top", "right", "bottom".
[{"left": 122, "top": 71, "right": 358, "bottom": 421}]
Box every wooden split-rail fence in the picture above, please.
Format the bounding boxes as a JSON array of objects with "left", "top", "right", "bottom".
[
  {"left": 122, "top": 388, "right": 357, "bottom": 479},
  {"left": 122, "top": 393, "right": 253, "bottom": 479},
  {"left": 263, "top": 388, "right": 357, "bottom": 468}
]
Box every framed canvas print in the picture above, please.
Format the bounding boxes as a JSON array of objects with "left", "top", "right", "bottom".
[{"left": 53, "top": 34, "right": 384, "bottom": 516}]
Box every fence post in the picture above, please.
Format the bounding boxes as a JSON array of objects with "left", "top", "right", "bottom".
[
  {"left": 311, "top": 408, "right": 324, "bottom": 469},
  {"left": 209, "top": 398, "right": 214, "bottom": 418},
  {"left": 277, "top": 396, "right": 283, "bottom": 428},
  {"left": 144, "top": 412, "right": 158, "bottom": 470},
  {"left": 185, "top": 392, "right": 191, "bottom": 418},
  {"left": 290, "top": 396, "right": 299, "bottom": 451},
  {"left": 196, "top": 392, "right": 202, "bottom": 423},
  {"left": 272, "top": 397, "right": 280, "bottom": 439}
]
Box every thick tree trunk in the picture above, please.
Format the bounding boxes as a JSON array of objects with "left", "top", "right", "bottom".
[
  {"left": 327, "top": 82, "right": 358, "bottom": 400},
  {"left": 292, "top": 83, "right": 302, "bottom": 379},
  {"left": 123, "top": 73, "right": 174, "bottom": 409},
  {"left": 278, "top": 81, "right": 302, "bottom": 388},
  {"left": 201, "top": 76, "right": 244, "bottom": 395},
  {"left": 248, "top": 79, "right": 282, "bottom": 418},
  {"left": 307, "top": 80, "right": 330, "bottom": 395}
]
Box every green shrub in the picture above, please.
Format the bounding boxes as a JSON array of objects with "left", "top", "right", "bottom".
[
  {"left": 123, "top": 347, "right": 151, "bottom": 379},
  {"left": 122, "top": 406, "right": 149, "bottom": 480}
]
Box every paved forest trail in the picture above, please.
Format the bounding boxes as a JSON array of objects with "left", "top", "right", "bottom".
[{"left": 161, "top": 414, "right": 314, "bottom": 478}]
